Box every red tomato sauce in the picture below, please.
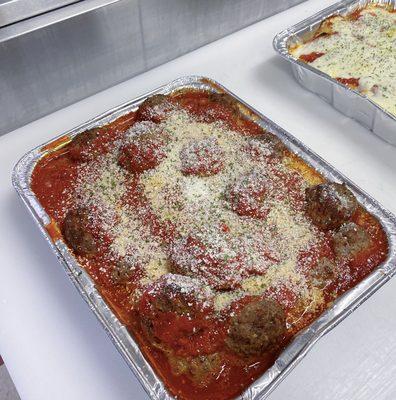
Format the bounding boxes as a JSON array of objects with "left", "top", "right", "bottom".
[
  {"left": 348, "top": 9, "right": 363, "bottom": 21},
  {"left": 336, "top": 77, "right": 360, "bottom": 88},
  {"left": 299, "top": 52, "right": 325, "bottom": 63}
]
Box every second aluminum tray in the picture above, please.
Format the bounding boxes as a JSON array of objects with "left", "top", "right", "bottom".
[
  {"left": 273, "top": 0, "right": 396, "bottom": 145},
  {"left": 12, "top": 76, "right": 396, "bottom": 399}
]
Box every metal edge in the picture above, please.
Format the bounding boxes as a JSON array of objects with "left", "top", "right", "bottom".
[
  {"left": 0, "top": 0, "right": 81, "bottom": 28},
  {"left": 11, "top": 75, "right": 396, "bottom": 400},
  {"left": 0, "top": 0, "right": 122, "bottom": 42}
]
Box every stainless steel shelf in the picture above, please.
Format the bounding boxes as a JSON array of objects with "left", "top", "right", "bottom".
[{"left": 0, "top": 0, "right": 82, "bottom": 27}]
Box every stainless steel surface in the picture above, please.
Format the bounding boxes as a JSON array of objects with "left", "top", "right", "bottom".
[
  {"left": 0, "top": 0, "right": 306, "bottom": 136},
  {"left": 12, "top": 76, "right": 396, "bottom": 400},
  {"left": 0, "top": 0, "right": 80, "bottom": 27},
  {"left": 0, "top": 0, "right": 142, "bottom": 136},
  {"left": 0, "top": 0, "right": 121, "bottom": 41},
  {"left": 138, "top": 0, "right": 308, "bottom": 70},
  {"left": 273, "top": 0, "right": 396, "bottom": 145}
]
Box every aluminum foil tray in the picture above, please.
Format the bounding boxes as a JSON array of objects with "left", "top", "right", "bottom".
[
  {"left": 273, "top": 0, "right": 396, "bottom": 145},
  {"left": 12, "top": 76, "right": 396, "bottom": 399}
]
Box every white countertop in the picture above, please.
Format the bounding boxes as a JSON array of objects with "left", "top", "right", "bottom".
[{"left": 1, "top": 1, "right": 396, "bottom": 399}]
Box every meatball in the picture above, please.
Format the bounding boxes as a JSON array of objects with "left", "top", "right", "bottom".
[
  {"left": 209, "top": 92, "right": 253, "bottom": 128},
  {"left": 310, "top": 257, "right": 336, "bottom": 288},
  {"left": 245, "top": 133, "right": 286, "bottom": 163},
  {"left": 175, "top": 92, "right": 239, "bottom": 123},
  {"left": 226, "top": 299, "right": 286, "bottom": 356},
  {"left": 333, "top": 222, "right": 371, "bottom": 259},
  {"left": 67, "top": 128, "right": 100, "bottom": 162},
  {"left": 111, "top": 258, "right": 142, "bottom": 284},
  {"left": 207, "top": 93, "right": 266, "bottom": 134},
  {"left": 186, "top": 353, "right": 222, "bottom": 384},
  {"left": 227, "top": 170, "right": 270, "bottom": 219},
  {"left": 208, "top": 93, "right": 240, "bottom": 115},
  {"left": 169, "top": 353, "right": 222, "bottom": 387},
  {"left": 118, "top": 127, "right": 166, "bottom": 173},
  {"left": 169, "top": 235, "right": 217, "bottom": 278},
  {"left": 305, "top": 183, "right": 358, "bottom": 230},
  {"left": 140, "top": 274, "right": 209, "bottom": 342},
  {"left": 139, "top": 274, "right": 221, "bottom": 356},
  {"left": 62, "top": 208, "right": 97, "bottom": 256},
  {"left": 136, "top": 94, "right": 174, "bottom": 123},
  {"left": 149, "top": 274, "right": 211, "bottom": 315},
  {"left": 168, "top": 234, "right": 241, "bottom": 290},
  {"left": 180, "top": 137, "right": 224, "bottom": 176}
]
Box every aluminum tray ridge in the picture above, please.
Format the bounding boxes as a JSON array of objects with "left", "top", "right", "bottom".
[
  {"left": 12, "top": 76, "right": 396, "bottom": 400},
  {"left": 273, "top": 0, "right": 396, "bottom": 145}
]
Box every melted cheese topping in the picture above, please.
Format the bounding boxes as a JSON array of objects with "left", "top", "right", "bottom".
[{"left": 291, "top": 5, "right": 396, "bottom": 116}]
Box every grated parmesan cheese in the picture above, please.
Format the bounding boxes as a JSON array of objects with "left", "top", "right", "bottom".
[{"left": 71, "top": 103, "right": 328, "bottom": 317}]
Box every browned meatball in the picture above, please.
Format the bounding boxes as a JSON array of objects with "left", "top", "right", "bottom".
[
  {"left": 305, "top": 183, "right": 358, "bottom": 230},
  {"left": 186, "top": 353, "right": 222, "bottom": 383},
  {"left": 245, "top": 133, "right": 286, "bottom": 163},
  {"left": 169, "top": 353, "right": 222, "bottom": 387},
  {"left": 118, "top": 130, "right": 166, "bottom": 173},
  {"left": 227, "top": 170, "right": 270, "bottom": 219},
  {"left": 139, "top": 274, "right": 220, "bottom": 356},
  {"left": 208, "top": 92, "right": 240, "bottom": 115},
  {"left": 333, "top": 222, "right": 371, "bottom": 259},
  {"left": 111, "top": 258, "right": 141, "bottom": 284},
  {"left": 180, "top": 137, "right": 224, "bottom": 176},
  {"left": 139, "top": 275, "right": 198, "bottom": 344},
  {"left": 67, "top": 128, "right": 100, "bottom": 162},
  {"left": 139, "top": 274, "right": 214, "bottom": 331},
  {"left": 146, "top": 275, "right": 203, "bottom": 317},
  {"left": 169, "top": 236, "right": 209, "bottom": 279},
  {"left": 62, "top": 208, "right": 97, "bottom": 256},
  {"left": 226, "top": 299, "right": 286, "bottom": 356},
  {"left": 136, "top": 94, "right": 174, "bottom": 123},
  {"left": 310, "top": 257, "right": 336, "bottom": 288},
  {"left": 168, "top": 234, "right": 243, "bottom": 290}
]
